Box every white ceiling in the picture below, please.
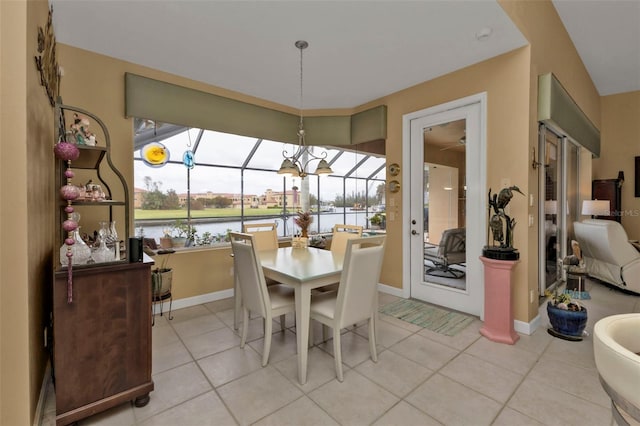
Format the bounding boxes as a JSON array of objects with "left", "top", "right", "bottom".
[{"left": 50, "top": 0, "right": 639, "bottom": 111}]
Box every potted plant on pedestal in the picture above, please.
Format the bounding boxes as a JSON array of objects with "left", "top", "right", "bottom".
[
  {"left": 545, "top": 288, "right": 588, "bottom": 341},
  {"left": 151, "top": 248, "right": 175, "bottom": 325}
]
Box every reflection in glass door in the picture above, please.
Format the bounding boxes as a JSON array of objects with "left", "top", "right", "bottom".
[
  {"left": 423, "top": 121, "right": 466, "bottom": 291},
  {"left": 538, "top": 124, "right": 581, "bottom": 295},
  {"left": 542, "top": 128, "right": 560, "bottom": 291}
]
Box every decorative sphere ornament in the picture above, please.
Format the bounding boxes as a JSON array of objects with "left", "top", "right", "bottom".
[
  {"left": 65, "top": 206, "right": 74, "bottom": 214},
  {"left": 65, "top": 169, "right": 75, "bottom": 178},
  {"left": 62, "top": 219, "right": 78, "bottom": 232},
  {"left": 65, "top": 238, "right": 75, "bottom": 246},
  {"left": 53, "top": 142, "right": 80, "bottom": 161},
  {"left": 60, "top": 185, "right": 80, "bottom": 200}
]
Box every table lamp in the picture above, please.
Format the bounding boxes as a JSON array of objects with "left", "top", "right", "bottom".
[{"left": 581, "top": 199, "right": 610, "bottom": 218}]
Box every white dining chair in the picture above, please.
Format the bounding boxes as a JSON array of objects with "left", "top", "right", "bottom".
[
  {"left": 312, "top": 224, "right": 365, "bottom": 296},
  {"left": 309, "top": 235, "right": 386, "bottom": 381},
  {"left": 230, "top": 232, "right": 295, "bottom": 366},
  {"left": 242, "top": 222, "right": 279, "bottom": 251},
  {"left": 330, "top": 224, "right": 363, "bottom": 254},
  {"left": 234, "top": 223, "right": 279, "bottom": 329}
]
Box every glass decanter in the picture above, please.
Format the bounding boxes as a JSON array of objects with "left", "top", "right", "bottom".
[
  {"left": 59, "top": 227, "right": 92, "bottom": 266},
  {"left": 92, "top": 234, "right": 115, "bottom": 263}
]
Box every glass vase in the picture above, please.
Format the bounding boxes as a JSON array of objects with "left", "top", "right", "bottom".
[
  {"left": 92, "top": 239, "right": 115, "bottom": 263},
  {"left": 59, "top": 228, "right": 92, "bottom": 266}
]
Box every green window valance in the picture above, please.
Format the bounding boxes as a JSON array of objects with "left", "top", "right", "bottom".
[
  {"left": 125, "top": 73, "right": 386, "bottom": 147},
  {"left": 538, "top": 73, "right": 600, "bottom": 157}
]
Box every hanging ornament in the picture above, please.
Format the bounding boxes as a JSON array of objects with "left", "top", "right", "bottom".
[
  {"left": 183, "top": 150, "right": 195, "bottom": 169},
  {"left": 140, "top": 142, "right": 170, "bottom": 167},
  {"left": 182, "top": 127, "right": 195, "bottom": 169}
]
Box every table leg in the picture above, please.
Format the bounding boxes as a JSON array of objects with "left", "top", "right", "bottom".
[{"left": 295, "top": 285, "right": 311, "bottom": 385}]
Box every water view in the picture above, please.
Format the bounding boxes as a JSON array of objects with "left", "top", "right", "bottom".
[{"left": 135, "top": 208, "right": 380, "bottom": 242}]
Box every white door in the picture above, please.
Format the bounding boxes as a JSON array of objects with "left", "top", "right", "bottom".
[{"left": 403, "top": 94, "right": 486, "bottom": 317}]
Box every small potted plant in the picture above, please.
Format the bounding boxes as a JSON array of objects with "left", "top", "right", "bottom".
[
  {"left": 170, "top": 219, "right": 194, "bottom": 248},
  {"left": 370, "top": 212, "right": 386, "bottom": 230},
  {"left": 545, "top": 288, "right": 588, "bottom": 341},
  {"left": 160, "top": 228, "right": 173, "bottom": 249}
]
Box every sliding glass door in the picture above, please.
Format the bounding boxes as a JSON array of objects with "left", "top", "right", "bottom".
[{"left": 538, "top": 124, "right": 580, "bottom": 295}]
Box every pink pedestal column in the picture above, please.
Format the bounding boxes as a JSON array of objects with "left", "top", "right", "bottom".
[{"left": 479, "top": 256, "right": 520, "bottom": 345}]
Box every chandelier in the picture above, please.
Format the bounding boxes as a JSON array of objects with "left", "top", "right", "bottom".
[{"left": 278, "top": 40, "right": 333, "bottom": 178}]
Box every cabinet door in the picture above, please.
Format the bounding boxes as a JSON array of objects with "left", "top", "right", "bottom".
[{"left": 53, "top": 263, "right": 151, "bottom": 415}]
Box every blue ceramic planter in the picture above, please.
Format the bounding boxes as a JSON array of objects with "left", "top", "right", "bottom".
[{"left": 547, "top": 302, "right": 588, "bottom": 337}]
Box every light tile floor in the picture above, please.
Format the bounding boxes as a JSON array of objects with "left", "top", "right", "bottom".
[{"left": 41, "top": 278, "right": 640, "bottom": 426}]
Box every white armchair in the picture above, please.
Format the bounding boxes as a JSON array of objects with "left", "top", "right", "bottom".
[
  {"left": 574, "top": 219, "right": 640, "bottom": 295},
  {"left": 593, "top": 314, "right": 640, "bottom": 425}
]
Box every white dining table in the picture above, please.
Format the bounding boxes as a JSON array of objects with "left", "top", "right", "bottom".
[{"left": 259, "top": 246, "right": 344, "bottom": 385}]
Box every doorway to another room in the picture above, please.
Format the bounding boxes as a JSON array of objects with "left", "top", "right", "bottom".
[{"left": 404, "top": 94, "right": 486, "bottom": 317}]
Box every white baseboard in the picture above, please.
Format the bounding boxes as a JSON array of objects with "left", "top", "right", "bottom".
[
  {"left": 157, "top": 285, "right": 405, "bottom": 313},
  {"left": 377, "top": 283, "right": 404, "bottom": 298},
  {"left": 153, "top": 288, "right": 234, "bottom": 313},
  {"left": 514, "top": 314, "right": 541, "bottom": 336}
]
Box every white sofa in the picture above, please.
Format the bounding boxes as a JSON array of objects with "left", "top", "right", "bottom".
[{"left": 574, "top": 219, "right": 640, "bottom": 295}]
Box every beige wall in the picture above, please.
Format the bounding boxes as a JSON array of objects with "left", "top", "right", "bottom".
[
  {"left": 500, "top": 0, "right": 601, "bottom": 321},
  {"left": 154, "top": 247, "right": 235, "bottom": 300},
  {"left": 1, "top": 0, "right": 53, "bottom": 424},
  {"left": 596, "top": 91, "right": 640, "bottom": 238},
  {"left": 361, "top": 47, "right": 533, "bottom": 320}
]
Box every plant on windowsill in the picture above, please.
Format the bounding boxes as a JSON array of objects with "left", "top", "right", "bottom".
[
  {"left": 545, "top": 288, "right": 588, "bottom": 341},
  {"left": 160, "top": 228, "right": 173, "bottom": 249},
  {"left": 170, "top": 219, "right": 195, "bottom": 248},
  {"left": 370, "top": 212, "right": 386, "bottom": 230}
]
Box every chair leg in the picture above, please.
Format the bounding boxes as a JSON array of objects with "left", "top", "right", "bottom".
[
  {"left": 308, "top": 320, "right": 314, "bottom": 348},
  {"left": 262, "top": 316, "right": 273, "bottom": 367},
  {"left": 322, "top": 324, "right": 329, "bottom": 342},
  {"left": 279, "top": 314, "right": 286, "bottom": 332},
  {"left": 368, "top": 317, "right": 378, "bottom": 362},
  {"left": 234, "top": 276, "right": 241, "bottom": 330},
  {"left": 240, "top": 308, "right": 249, "bottom": 348},
  {"left": 333, "top": 326, "right": 343, "bottom": 382}
]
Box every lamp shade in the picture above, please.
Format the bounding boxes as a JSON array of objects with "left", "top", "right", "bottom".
[
  {"left": 581, "top": 200, "right": 610, "bottom": 216},
  {"left": 314, "top": 159, "right": 333, "bottom": 175},
  {"left": 277, "top": 158, "right": 299, "bottom": 177}
]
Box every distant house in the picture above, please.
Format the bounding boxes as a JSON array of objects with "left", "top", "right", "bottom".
[{"left": 133, "top": 187, "right": 146, "bottom": 209}]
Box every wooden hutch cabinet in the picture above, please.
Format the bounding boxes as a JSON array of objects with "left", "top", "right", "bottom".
[{"left": 52, "top": 99, "right": 153, "bottom": 425}]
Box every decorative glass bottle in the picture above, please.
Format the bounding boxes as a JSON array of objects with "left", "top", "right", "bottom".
[
  {"left": 59, "top": 228, "right": 92, "bottom": 266},
  {"left": 92, "top": 239, "right": 115, "bottom": 263}
]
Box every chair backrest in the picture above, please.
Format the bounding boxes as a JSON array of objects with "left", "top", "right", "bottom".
[
  {"left": 243, "top": 222, "right": 278, "bottom": 251},
  {"left": 574, "top": 219, "right": 638, "bottom": 266},
  {"left": 229, "top": 232, "right": 268, "bottom": 317},
  {"left": 334, "top": 235, "right": 386, "bottom": 327},
  {"left": 437, "top": 228, "right": 466, "bottom": 262},
  {"left": 331, "top": 224, "right": 363, "bottom": 254}
]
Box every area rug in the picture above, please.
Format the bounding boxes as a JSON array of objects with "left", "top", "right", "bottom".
[
  {"left": 379, "top": 299, "right": 474, "bottom": 336},
  {"left": 563, "top": 289, "right": 591, "bottom": 300}
]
